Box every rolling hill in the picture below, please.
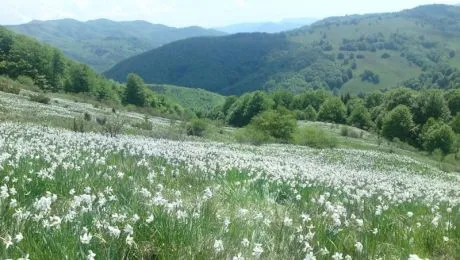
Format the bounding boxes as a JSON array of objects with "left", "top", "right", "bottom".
[
  {"left": 148, "top": 84, "right": 225, "bottom": 113},
  {"left": 6, "top": 19, "right": 225, "bottom": 72},
  {"left": 105, "top": 4, "right": 460, "bottom": 95},
  {"left": 216, "top": 17, "right": 317, "bottom": 33}
]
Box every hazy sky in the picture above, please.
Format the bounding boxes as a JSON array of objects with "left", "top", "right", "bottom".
[{"left": 1, "top": 0, "right": 458, "bottom": 27}]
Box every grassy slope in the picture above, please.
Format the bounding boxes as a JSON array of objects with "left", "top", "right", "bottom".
[
  {"left": 148, "top": 84, "right": 225, "bottom": 112},
  {"left": 0, "top": 81, "right": 459, "bottom": 259},
  {"left": 105, "top": 5, "right": 460, "bottom": 95},
  {"left": 6, "top": 19, "right": 225, "bottom": 72}
]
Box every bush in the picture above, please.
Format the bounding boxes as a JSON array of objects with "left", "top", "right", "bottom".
[
  {"left": 293, "top": 126, "right": 338, "bottom": 149},
  {"left": 340, "top": 126, "right": 362, "bottom": 138},
  {"left": 249, "top": 108, "right": 297, "bottom": 142},
  {"left": 0, "top": 78, "right": 21, "bottom": 94},
  {"left": 234, "top": 126, "right": 272, "bottom": 146},
  {"left": 347, "top": 104, "right": 373, "bottom": 129},
  {"left": 29, "top": 94, "right": 51, "bottom": 104},
  {"left": 16, "top": 75, "right": 35, "bottom": 87},
  {"left": 72, "top": 118, "right": 86, "bottom": 133},
  {"left": 186, "top": 119, "right": 208, "bottom": 137},
  {"left": 102, "top": 117, "right": 125, "bottom": 137},
  {"left": 96, "top": 117, "right": 107, "bottom": 126},
  {"left": 133, "top": 116, "right": 153, "bottom": 131},
  {"left": 381, "top": 53, "right": 391, "bottom": 59},
  {"left": 84, "top": 112, "right": 92, "bottom": 121}
]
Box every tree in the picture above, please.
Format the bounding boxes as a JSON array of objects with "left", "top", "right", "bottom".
[
  {"left": 413, "top": 90, "right": 450, "bottom": 125},
  {"left": 422, "top": 120, "right": 456, "bottom": 154},
  {"left": 451, "top": 113, "right": 460, "bottom": 134},
  {"left": 381, "top": 105, "right": 415, "bottom": 142},
  {"left": 249, "top": 108, "right": 297, "bottom": 142},
  {"left": 66, "top": 65, "right": 93, "bottom": 93},
  {"left": 124, "top": 73, "right": 147, "bottom": 106},
  {"left": 446, "top": 89, "right": 460, "bottom": 116},
  {"left": 304, "top": 105, "right": 318, "bottom": 121},
  {"left": 318, "top": 97, "right": 347, "bottom": 123},
  {"left": 226, "top": 91, "right": 273, "bottom": 127},
  {"left": 348, "top": 104, "right": 373, "bottom": 129}
]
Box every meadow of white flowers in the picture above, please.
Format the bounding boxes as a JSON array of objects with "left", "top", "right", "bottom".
[{"left": 0, "top": 122, "right": 459, "bottom": 259}]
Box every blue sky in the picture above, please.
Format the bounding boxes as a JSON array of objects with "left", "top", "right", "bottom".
[{"left": 1, "top": 0, "right": 458, "bottom": 27}]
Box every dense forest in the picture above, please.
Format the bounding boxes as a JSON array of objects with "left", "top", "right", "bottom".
[
  {"left": 0, "top": 26, "right": 185, "bottom": 117},
  {"left": 105, "top": 5, "right": 460, "bottom": 95}
]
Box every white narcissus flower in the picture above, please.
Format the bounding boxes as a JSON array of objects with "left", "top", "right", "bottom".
[
  {"left": 87, "top": 250, "right": 96, "bottom": 260},
  {"left": 355, "top": 242, "right": 363, "bottom": 253},
  {"left": 252, "top": 243, "right": 264, "bottom": 258},
  {"left": 232, "top": 253, "right": 245, "bottom": 260},
  {"left": 213, "top": 239, "right": 224, "bottom": 253},
  {"left": 80, "top": 232, "right": 92, "bottom": 244},
  {"left": 241, "top": 238, "right": 250, "bottom": 247},
  {"left": 14, "top": 233, "right": 24, "bottom": 243},
  {"left": 126, "top": 235, "right": 134, "bottom": 247}
]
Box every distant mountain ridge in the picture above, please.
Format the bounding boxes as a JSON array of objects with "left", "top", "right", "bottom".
[
  {"left": 6, "top": 19, "right": 225, "bottom": 72},
  {"left": 105, "top": 4, "right": 460, "bottom": 95},
  {"left": 216, "top": 17, "right": 317, "bottom": 33}
]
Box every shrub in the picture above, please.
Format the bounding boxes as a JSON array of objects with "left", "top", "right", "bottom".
[
  {"left": 293, "top": 126, "right": 338, "bottom": 148},
  {"left": 29, "top": 94, "right": 51, "bottom": 104},
  {"left": 72, "top": 118, "right": 85, "bottom": 133},
  {"left": 381, "top": 53, "right": 391, "bottom": 59},
  {"left": 96, "top": 117, "right": 107, "bottom": 126},
  {"left": 340, "top": 126, "right": 361, "bottom": 138},
  {"left": 249, "top": 108, "right": 297, "bottom": 142},
  {"left": 102, "top": 117, "right": 125, "bottom": 137},
  {"left": 133, "top": 116, "right": 153, "bottom": 131},
  {"left": 84, "top": 112, "right": 92, "bottom": 121},
  {"left": 234, "top": 126, "right": 271, "bottom": 146},
  {"left": 16, "top": 75, "right": 35, "bottom": 87},
  {"left": 186, "top": 119, "right": 208, "bottom": 137},
  {"left": 0, "top": 79, "right": 21, "bottom": 94}
]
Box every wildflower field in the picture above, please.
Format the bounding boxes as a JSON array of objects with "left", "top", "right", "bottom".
[{"left": 0, "top": 120, "right": 459, "bottom": 260}]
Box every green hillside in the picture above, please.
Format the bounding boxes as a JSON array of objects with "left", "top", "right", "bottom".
[
  {"left": 105, "top": 4, "right": 460, "bottom": 95},
  {"left": 0, "top": 26, "right": 186, "bottom": 118},
  {"left": 6, "top": 19, "right": 224, "bottom": 72},
  {"left": 148, "top": 84, "right": 225, "bottom": 113}
]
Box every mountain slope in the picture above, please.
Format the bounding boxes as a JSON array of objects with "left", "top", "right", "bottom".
[
  {"left": 6, "top": 19, "right": 225, "bottom": 72},
  {"left": 216, "top": 18, "right": 317, "bottom": 33},
  {"left": 105, "top": 4, "right": 460, "bottom": 95},
  {"left": 148, "top": 84, "right": 225, "bottom": 113}
]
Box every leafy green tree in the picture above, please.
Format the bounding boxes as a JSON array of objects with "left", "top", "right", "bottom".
[
  {"left": 422, "top": 120, "right": 456, "bottom": 154},
  {"left": 364, "top": 92, "right": 384, "bottom": 108},
  {"left": 124, "top": 73, "right": 147, "bottom": 106},
  {"left": 451, "top": 113, "right": 460, "bottom": 134},
  {"left": 304, "top": 105, "right": 318, "bottom": 121},
  {"left": 385, "top": 88, "right": 416, "bottom": 111},
  {"left": 318, "top": 97, "right": 347, "bottom": 123},
  {"left": 348, "top": 104, "right": 373, "bottom": 129},
  {"left": 446, "top": 89, "right": 460, "bottom": 116},
  {"left": 249, "top": 108, "right": 297, "bottom": 142},
  {"left": 413, "top": 90, "right": 450, "bottom": 125},
  {"left": 381, "top": 105, "right": 415, "bottom": 142},
  {"left": 66, "top": 65, "right": 93, "bottom": 93},
  {"left": 226, "top": 91, "right": 273, "bottom": 127}
]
